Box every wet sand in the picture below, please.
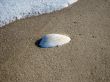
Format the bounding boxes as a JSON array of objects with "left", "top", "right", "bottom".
[{"left": 0, "top": 0, "right": 110, "bottom": 82}]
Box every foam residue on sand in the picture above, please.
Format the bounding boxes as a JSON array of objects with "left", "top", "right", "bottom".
[{"left": 0, "top": 0, "right": 78, "bottom": 27}]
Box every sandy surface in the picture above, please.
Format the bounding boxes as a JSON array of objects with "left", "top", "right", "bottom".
[{"left": 0, "top": 0, "right": 110, "bottom": 82}]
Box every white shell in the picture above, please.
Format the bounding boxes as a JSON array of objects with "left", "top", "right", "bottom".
[{"left": 39, "top": 34, "right": 71, "bottom": 48}]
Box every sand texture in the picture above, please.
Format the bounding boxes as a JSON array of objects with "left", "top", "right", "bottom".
[{"left": 0, "top": 0, "right": 110, "bottom": 82}]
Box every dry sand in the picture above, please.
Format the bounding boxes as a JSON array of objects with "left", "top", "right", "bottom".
[{"left": 0, "top": 0, "right": 110, "bottom": 82}]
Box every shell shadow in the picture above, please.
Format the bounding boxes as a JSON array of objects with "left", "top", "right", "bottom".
[
  {"left": 35, "top": 39, "right": 42, "bottom": 48},
  {"left": 35, "top": 39, "right": 54, "bottom": 48}
]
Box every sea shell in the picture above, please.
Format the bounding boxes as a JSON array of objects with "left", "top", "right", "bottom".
[{"left": 39, "top": 34, "right": 71, "bottom": 48}]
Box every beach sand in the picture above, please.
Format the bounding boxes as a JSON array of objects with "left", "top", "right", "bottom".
[{"left": 0, "top": 0, "right": 110, "bottom": 82}]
